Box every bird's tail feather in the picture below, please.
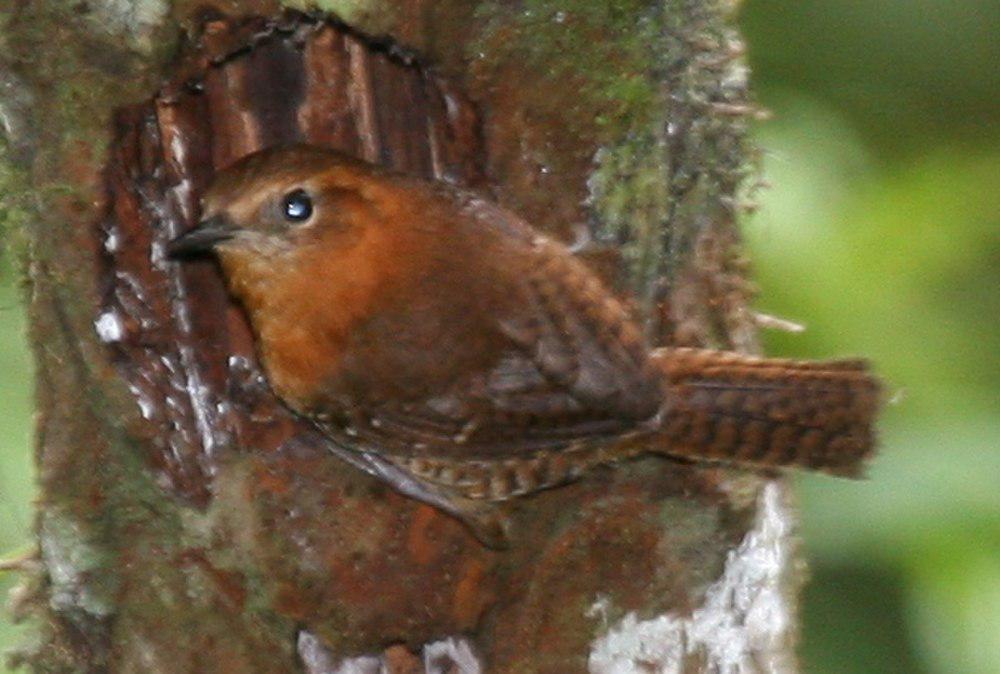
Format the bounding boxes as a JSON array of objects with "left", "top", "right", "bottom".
[{"left": 649, "top": 348, "right": 882, "bottom": 476}]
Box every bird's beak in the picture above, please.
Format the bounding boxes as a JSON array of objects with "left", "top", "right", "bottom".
[{"left": 167, "top": 214, "right": 237, "bottom": 257}]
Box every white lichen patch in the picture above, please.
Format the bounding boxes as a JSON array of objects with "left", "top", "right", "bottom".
[
  {"left": 424, "top": 637, "right": 482, "bottom": 674},
  {"left": 589, "top": 481, "right": 798, "bottom": 674},
  {"left": 39, "top": 510, "right": 116, "bottom": 619},
  {"left": 298, "top": 629, "right": 381, "bottom": 673},
  {"left": 94, "top": 310, "right": 124, "bottom": 343},
  {"left": 298, "top": 632, "right": 482, "bottom": 674},
  {"left": 104, "top": 229, "right": 120, "bottom": 253},
  {"left": 87, "top": 0, "right": 169, "bottom": 55}
]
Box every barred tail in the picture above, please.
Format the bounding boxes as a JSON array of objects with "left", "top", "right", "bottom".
[{"left": 650, "top": 348, "right": 882, "bottom": 476}]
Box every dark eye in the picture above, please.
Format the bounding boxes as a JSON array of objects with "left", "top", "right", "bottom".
[{"left": 282, "top": 189, "right": 313, "bottom": 222}]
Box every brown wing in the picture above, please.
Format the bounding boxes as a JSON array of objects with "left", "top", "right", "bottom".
[{"left": 321, "top": 235, "right": 663, "bottom": 459}]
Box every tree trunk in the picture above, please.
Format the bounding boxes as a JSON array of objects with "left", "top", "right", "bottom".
[{"left": 2, "top": 2, "right": 798, "bottom": 672}]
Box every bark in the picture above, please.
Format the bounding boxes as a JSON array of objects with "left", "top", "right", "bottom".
[{"left": 1, "top": 1, "right": 798, "bottom": 672}]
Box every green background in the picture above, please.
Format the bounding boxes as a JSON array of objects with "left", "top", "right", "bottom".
[
  {"left": 1, "top": 0, "right": 997, "bottom": 671},
  {"left": 742, "top": 1, "right": 998, "bottom": 672}
]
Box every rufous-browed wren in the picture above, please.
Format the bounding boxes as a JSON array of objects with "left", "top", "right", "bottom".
[{"left": 169, "top": 145, "right": 881, "bottom": 545}]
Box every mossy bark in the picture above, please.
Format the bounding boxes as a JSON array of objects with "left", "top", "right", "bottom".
[{"left": 2, "top": 2, "right": 795, "bottom": 672}]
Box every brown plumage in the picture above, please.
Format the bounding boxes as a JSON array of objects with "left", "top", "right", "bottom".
[{"left": 168, "top": 144, "right": 881, "bottom": 542}]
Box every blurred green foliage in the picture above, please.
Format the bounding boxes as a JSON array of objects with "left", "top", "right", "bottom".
[
  {"left": 0, "top": 1, "right": 997, "bottom": 672},
  {"left": 741, "top": 1, "right": 999, "bottom": 672},
  {"left": 0, "top": 257, "right": 33, "bottom": 667}
]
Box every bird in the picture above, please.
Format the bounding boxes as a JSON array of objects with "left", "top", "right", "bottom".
[{"left": 168, "top": 144, "right": 882, "bottom": 546}]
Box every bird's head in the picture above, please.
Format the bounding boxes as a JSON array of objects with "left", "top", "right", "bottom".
[{"left": 167, "top": 144, "right": 394, "bottom": 263}]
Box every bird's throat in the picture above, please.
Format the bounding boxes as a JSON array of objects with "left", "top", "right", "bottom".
[{"left": 217, "top": 239, "right": 392, "bottom": 412}]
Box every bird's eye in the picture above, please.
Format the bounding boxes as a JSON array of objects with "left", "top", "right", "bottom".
[{"left": 282, "top": 189, "right": 313, "bottom": 222}]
